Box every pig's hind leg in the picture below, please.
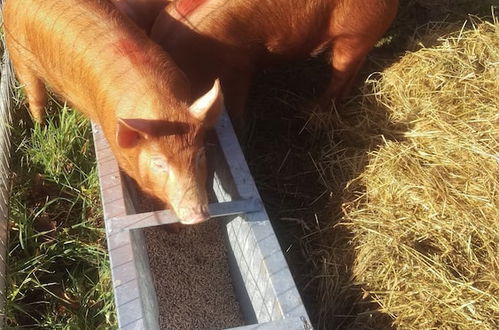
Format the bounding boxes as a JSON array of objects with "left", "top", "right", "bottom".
[{"left": 15, "top": 65, "right": 48, "bottom": 124}]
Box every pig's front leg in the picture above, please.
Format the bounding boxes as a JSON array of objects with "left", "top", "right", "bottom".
[
  {"left": 312, "top": 39, "right": 371, "bottom": 111},
  {"left": 321, "top": 0, "right": 399, "bottom": 107},
  {"left": 326, "top": 38, "right": 368, "bottom": 100}
]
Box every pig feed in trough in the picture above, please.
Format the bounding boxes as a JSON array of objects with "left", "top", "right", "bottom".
[
  {"left": 126, "top": 144, "right": 245, "bottom": 329},
  {"left": 93, "top": 111, "right": 312, "bottom": 329}
]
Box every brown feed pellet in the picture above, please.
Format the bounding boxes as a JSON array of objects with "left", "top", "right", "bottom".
[{"left": 127, "top": 175, "right": 246, "bottom": 330}]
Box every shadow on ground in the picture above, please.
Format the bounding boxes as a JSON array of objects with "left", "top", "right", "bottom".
[{"left": 242, "top": 1, "right": 496, "bottom": 329}]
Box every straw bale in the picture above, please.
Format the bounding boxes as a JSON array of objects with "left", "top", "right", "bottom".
[{"left": 320, "top": 20, "right": 499, "bottom": 329}]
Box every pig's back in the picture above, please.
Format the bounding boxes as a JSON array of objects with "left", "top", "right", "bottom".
[
  {"left": 219, "top": 0, "right": 333, "bottom": 58},
  {"left": 4, "top": 0, "right": 145, "bottom": 119},
  {"left": 166, "top": 0, "right": 334, "bottom": 63}
]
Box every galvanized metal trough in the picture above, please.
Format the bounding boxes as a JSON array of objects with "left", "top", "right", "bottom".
[{"left": 93, "top": 110, "right": 312, "bottom": 329}]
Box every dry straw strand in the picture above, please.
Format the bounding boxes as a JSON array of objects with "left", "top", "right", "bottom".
[{"left": 321, "top": 20, "right": 499, "bottom": 329}]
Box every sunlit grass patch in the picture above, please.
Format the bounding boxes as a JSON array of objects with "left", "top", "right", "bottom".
[{"left": 6, "top": 95, "right": 116, "bottom": 328}]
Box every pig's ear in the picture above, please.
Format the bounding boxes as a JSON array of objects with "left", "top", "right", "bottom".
[
  {"left": 117, "top": 118, "right": 144, "bottom": 148},
  {"left": 188, "top": 79, "right": 224, "bottom": 127}
]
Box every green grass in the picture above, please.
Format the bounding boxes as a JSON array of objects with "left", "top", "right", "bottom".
[{"left": 5, "top": 92, "right": 116, "bottom": 329}]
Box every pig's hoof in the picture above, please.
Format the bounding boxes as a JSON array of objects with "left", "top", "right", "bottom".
[{"left": 32, "top": 115, "right": 47, "bottom": 126}]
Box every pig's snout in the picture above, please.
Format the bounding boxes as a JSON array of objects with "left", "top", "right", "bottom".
[{"left": 177, "top": 205, "right": 210, "bottom": 225}]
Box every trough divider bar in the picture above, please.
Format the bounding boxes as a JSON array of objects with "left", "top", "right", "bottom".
[{"left": 107, "top": 198, "right": 263, "bottom": 232}]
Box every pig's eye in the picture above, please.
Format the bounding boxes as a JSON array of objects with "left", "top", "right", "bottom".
[
  {"left": 151, "top": 156, "right": 169, "bottom": 172},
  {"left": 195, "top": 148, "right": 206, "bottom": 168}
]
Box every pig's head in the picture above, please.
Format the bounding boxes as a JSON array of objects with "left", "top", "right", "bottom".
[{"left": 115, "top": 80, "right": 223, "bottom": 224}]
